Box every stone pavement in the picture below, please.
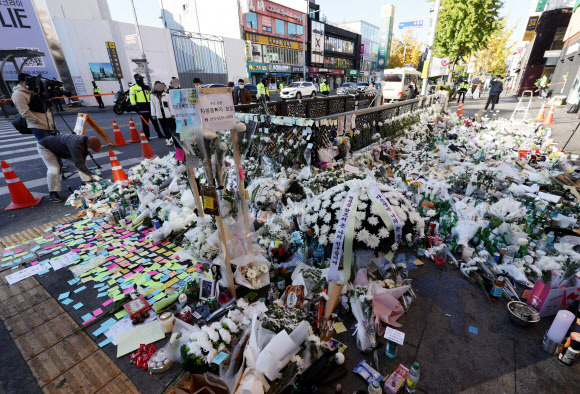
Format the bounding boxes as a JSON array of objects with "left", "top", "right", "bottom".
[{"left": 450, "top": 93, "right": 580, "bottom": 155}]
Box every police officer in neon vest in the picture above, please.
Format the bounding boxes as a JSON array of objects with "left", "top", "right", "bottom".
[
  {"left": 129, "top": 73, "right": 162, "bottom": 140},
  {"left": 92, "top": 81, "right": 104, "bottom": 108},
  {"left": 257, "top": 77, "right": 270, "bottom": 102},
  {"left": 457, "top": 80, "right": 469, "bottom": 103},
  {"left": 319, "top": 80, "right": 330, "bottom": 96}
]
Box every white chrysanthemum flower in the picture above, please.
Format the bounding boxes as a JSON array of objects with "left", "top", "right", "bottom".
[
  {"left": 357, "top": 229, "right": 371, "bottom": 242},
  {"left": 260, "top": 264, "right": 269, "bottom": 274},
  {"left": 358, "top": 202, "right": 368, "bottom": 211},
  {"left": 323, "top": 213, "right": 332, "bottom": 223},
  {"left": 207, "top": 328, "right": 220, "bottom": 342},
  {"left": 219, "top": 328, "right": 231, "bottom": 344},
  {"left": 368, "top": 216, "right": 379, "bottom": 226},
  {"left": 321, "top": 224, "right": 330, "bottom": 235},
  {"left": 319, "top": 235, "right": 328, "bottom": 245},
  {"left": 355, "top": 211, "right": 365, "bottom": 221},
  {"left": 246, "top": 268, "right": 257, "bottom": 278},
  {"left": 378, "top": 228, "right": 390, "bottom": 239},
  {"left": 367, "top": 234, "right": 380, "bottom": 249}
]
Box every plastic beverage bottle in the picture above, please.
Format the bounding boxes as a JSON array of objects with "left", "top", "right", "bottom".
[
  {"left": 406, "top": 362, "right": 420, "bottom": 393},
  {"left": 368, "top": 380, "right": 382, "bottom": 393},
  {"left": 490, "top": 276, "right": 505, "bottom": 301}
]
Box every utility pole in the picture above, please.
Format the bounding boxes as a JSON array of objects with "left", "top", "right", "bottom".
[
  {"left": 129, "top": 0, "right": 151, "bottom": 87},
  {"left": 421, "top": 0, "right": 441, "bottom": 96},
  {"left": 303, "top": 8, "right": 307, "bottom": 81}
]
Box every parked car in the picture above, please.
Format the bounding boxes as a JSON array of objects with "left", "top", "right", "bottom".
[
  {"left": 356, "top": 82, "right": 371, "bottom": 93},
  {"left": 280, "top": 81, "right": 317, "bottom": 99},
  {"left": 200, "top": 84, "right": 228, "bottom": 88},
  {"left": 337, "top": 82, "right": 358, "bottom": 95}
]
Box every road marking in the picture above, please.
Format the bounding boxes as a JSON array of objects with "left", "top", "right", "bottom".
[
  {"left": 1, "top": 150, "right": 120, "bottom": 165},
  {"left": 0, "top": 134, "right": 36, "bottom": 141},
  {"left": 0, "top": 146, "right": 41, "bottom": 155},
  {"left": 0, "top": 157, "right": 140, "bottom": 196},
  {"left": 0, "top": 140, "right": 39, "bottom": 149}
]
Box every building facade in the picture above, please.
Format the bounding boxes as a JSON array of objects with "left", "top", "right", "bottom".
[
  {"left": 336, "top": 20, "right": 380, "bottom": 82},
  {"left": 242, "top": 0, "right": 308, "bottom": 85}
]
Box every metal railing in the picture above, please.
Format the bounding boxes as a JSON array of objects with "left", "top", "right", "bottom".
[{"left": 234, "top": 93, "right": 380, "bottom": 117}]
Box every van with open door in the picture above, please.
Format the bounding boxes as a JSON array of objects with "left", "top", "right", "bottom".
[{"left": 380, "top": 67, "right": 422, "bottom": 102}]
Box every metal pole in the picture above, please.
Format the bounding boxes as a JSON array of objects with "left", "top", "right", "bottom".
[
  {"left": 129, "top": 0, "right": 151, "bottom": 87},
  {"left": 303, "top": 10, "right": 306, "bottom": 81},
  {"left": 421, "top": 0, "right": 441, "bottom": 96},
  {"left": 403, "top": 46, "right": 407, "bottom": 65}
]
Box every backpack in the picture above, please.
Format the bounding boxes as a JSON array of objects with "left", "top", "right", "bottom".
[{"left": 12, "top": 114, "right": 32, "bottom": 134}]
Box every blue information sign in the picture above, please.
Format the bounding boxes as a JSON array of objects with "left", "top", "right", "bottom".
[{"left": 398, "top": 20, "right": 424, "bottom": 29}]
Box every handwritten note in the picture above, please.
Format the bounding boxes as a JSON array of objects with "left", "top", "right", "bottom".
[{"left": 384, "top": 326, "right": 405, "bottom": 345}]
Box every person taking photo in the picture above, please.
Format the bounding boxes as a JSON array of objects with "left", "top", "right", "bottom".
[
  {"left": 11, "top": 73, "right": 55, "bottom": 141},
  {"left": 37, "top": 134, "right": 103, "bottom": 202}
]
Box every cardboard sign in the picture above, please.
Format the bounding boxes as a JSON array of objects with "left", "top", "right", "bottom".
[{"left": 197, "top": 92, "right": 235, "bottom": 132}]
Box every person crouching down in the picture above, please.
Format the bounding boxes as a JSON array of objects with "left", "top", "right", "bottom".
[{"left": 37, "top": 135, "right": 102, "bottom": 202}]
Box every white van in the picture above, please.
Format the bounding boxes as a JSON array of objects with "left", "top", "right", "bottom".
[{"left": 380, "top": 67, "right": 422, "bottom": 101}]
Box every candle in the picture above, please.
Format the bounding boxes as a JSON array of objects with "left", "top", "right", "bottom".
[
  {"left": 159, "top": 311, "right": 175, "bottom": 333},
  {"left": 462, "top": 247, "right": 474, "bottom": 261},
  {"left": 547, "top": 310, "right": 575, "bottom": 343}
]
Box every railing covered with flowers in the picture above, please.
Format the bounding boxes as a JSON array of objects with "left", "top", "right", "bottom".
[
  {"left": 234, "top": 93, "right": 380, "bottom": 117},
  {"left": 234, "top": 95, "right": 440, "bottom": 169}
]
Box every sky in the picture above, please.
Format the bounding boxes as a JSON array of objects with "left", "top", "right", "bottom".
[
  {"left": 316, "top": 0, "right": 531, "bottom": 47},
  {"left": 107, "top": 0, "right": 531, "bottom": 48}
]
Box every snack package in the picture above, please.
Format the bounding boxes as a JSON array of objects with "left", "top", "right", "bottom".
[
  {"left": 384, "top": 364, "right": 409, "bottom": 393},
  {"left": 353, "top": 359, "right": 383, "bottom": 385}
]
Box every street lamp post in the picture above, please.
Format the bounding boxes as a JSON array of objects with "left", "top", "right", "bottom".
[
  {"left": 129, "top": 0, "right": 151, "bottom": 87},
  {"left": 421, "top": 0, "right": 441, "bottom": 96}
]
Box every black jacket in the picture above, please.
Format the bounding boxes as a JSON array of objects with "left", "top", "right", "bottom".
[{"left": 39, "top": 134, "right": 93, "bottom": 176}]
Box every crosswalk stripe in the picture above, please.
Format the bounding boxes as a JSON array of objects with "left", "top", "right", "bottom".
[
  {"left": 0, "top": 146, "right": 40, "bottom": 156},
  {"left": 0, "top": 134, "right": 35, "bottom": 141},
  {"left": 0, "top": 157, "right": 140, "bottom": 196},
  {"left": 0, "top": 131, "right": 23, "bottom": 136},
  {"left": 1, "top": 140, "right": 39, "bottom": 149},
  {"left": 1, "top": 150, "right": 120, "bottom": 165}
]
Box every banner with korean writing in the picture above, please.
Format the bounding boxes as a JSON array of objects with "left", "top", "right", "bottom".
[{"left": 197, "top": 92, "right": 236, "bottom": 132}]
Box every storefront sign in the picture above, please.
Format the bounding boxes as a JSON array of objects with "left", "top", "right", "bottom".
[
  {"left": 566, "top": 42, "right": 580, "bottom": 56},
  {"left": 269, "top": 64, "right": 291, "bottom": 72},
  {"left": 360, "top": 43, "right": 365, "bottom": 55},
  {"left": 246, "top": 33, "right": 304, "bottom": 50},
  {"left": 247, "top": 62, "right": 268, "bottom": 73},
  {"left": 523, "top": 16, "right": 539, "bottom": 41},
  {"left": 544, "top": 50, "right": 562, "bottom": 58},
  {"left": 245, "top": 40, "right": 252, "bottom": 62},
  {"left": 328, "top": 69, "right": 344, "bottom": 75},
  {"left": 318, "top": 68, "right": 329, "bottom": 72},
  {"left": 346, "top": 69, "right": 359, "bottom": 76},
  {"left": 267, "top": 4, "right": 303, "bottom": 23},
  {"left": 309, "top": 67, "right": 319, "bottom": 73},
  {"left": 536, "top": 0, "right": 547, "bottom": 12},
  {"left": 291, "top": 65, "right": 305, "bottom": 73},
  {"left": 105, "top": 42, "right": 123, "bottom": 79},
  {"left": 311, "top": 20, "right": 325, "bottom": 64},
  {"left": 377, "top": 5, "right": 394, "bottom": 68},
  {"left": 0, "top": 0, "right": 60, "bottom": 82}
]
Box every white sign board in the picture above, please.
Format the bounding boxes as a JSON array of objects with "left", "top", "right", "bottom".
[
  {"left": 197, "top": 92, "right": 235, "bottom": 132},
  {"left": 428, "top": 57, "right": 449, "bottom": 77},
  {"left": 74, "top": 115, "right": 86, "bottom": 134},
  {"left": 125, "top": 34, "right": 137, "bottom": 45},
  {"left": 170, "top": 89, "right": 202, "bottom": 142},
  {"left": 384, "top": 326, "right": 405, "bottom": 345}
]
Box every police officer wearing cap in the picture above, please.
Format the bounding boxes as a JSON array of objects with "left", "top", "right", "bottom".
[{"left": 129, "top": 73, "right": 162, "bottom": 139}]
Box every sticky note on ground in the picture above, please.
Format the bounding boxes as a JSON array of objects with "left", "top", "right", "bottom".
[{"left": 333, "top": 322, "right": 347, "bottom": 334}]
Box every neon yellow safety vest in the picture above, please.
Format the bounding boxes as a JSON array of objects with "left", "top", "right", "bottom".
[
  {"left": 279, "top": 83, "right": 283, "bottom": 89},
  {"left": 460, "top": 82, "right": 469, "bottom": 90},
  {"left": 257, "top": 82, "right": 269, "bottom": 97},
  {"left": 129, "top": 84, "right": 150, "bottom": 105},
  {"left": 320, "top": 82, "right": 329, "bottom": 92},
  {"left": 93, "top": 86, "right": 101, "bottom": 94}
]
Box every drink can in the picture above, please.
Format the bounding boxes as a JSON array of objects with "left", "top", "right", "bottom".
[
  {"left": 492, "top": 252, "right": 501, "bottom": 264},
  {"left": 152, "top": 220, "right": 161, "bottom": 230}
]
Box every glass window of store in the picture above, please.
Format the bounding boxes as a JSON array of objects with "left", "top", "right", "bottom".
[
  {"left": 288, "top": 22, "right": 304, "bottom": 40},
  {"left": 251, "top": 44, "right": 263, "bottom": 63},
  {"left": 263, "top": 46, "right": 303, "bottom": 65},
  {"left": 324, "top": 56, "right": 353, "bottom": 69},
  {"left": 275, "top": 19, "right": 285, "bottom": 35},
  {"left": 324, "top": 36, "right": 354, "bottom": 54},
  {"left": 246, "top": 12, "right": 258, "bottom": 29}
]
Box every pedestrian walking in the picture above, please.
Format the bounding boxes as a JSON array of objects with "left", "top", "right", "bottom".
[
  {"left": 129, "top": 73, "right": 162, "bottom": 140},
  {"left": 484, "top": 75, "right": 503, "bottom": 111},
  {"left": 150, "top": 81, "right": 173, "bottom": 146},
  {"left": 37, "top": 134, "right": 103, "bottom": 202},
  {"left": 11, "top": 73, "right": 56, "bottom": 141},
  {"left": 233, "top": 79, "right": 252, "bottom": 105},
  {"left": 257, "top": 77, "right": 270, "bottom": 102},
  {"left": 457, "top": 79, "right": 469, "bottom": 103},
  {"left": 92, "top": 81, "right": 105, "bottom": 108},
  {"left": 319, "top": 79, "right": 330, "bottom": 96}
]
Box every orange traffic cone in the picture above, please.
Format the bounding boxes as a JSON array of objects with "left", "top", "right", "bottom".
[
  {"left": 457, "top": 102, "right": 464, "bottom": 117},
  {"left": 126, "top": 117, "right": 141, "bottom": 143},
  {"left": 534, "top": 100, "right": 546, "bottom": 122},
  {"left": 1, "top": 161, "right": 43, "bottom": 211},
  {"left": 544, "top": 104, "right": 555, "bottom": 126},
  {"left": 139, "top": 130, "right": 157, "bottom": 159},
  {"left": 112, "top": 120, "right": 127, "bottom": 146},
  {"left": 108, "top": 150, "right": 128, "bottom": 182}
]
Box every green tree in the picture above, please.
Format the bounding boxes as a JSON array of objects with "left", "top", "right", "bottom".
[
  {"left": 434, "top": 0, "right": 503, "bottom": 79},
  {"left": 389, "top": 29, "right": 422, "bottom": 69},
  {"left": 472, "top": 17, "right": 516, "bottom": 76}
]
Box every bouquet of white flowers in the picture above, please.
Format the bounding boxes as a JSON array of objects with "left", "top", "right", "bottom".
[{"left": 302, "top": 178, "right": 424, "bottom": 255}]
